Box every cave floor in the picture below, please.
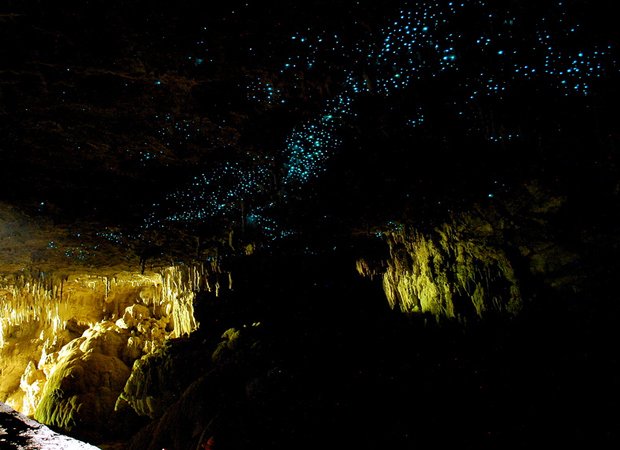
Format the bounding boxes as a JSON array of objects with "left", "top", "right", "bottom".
[{"left": 0, "top": 403, "right": 99, "bottom": 450}]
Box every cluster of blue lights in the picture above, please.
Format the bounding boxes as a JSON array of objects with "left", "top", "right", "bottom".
[
  {"left": 281, "top": 31, "right": 345, "bottom": 73},
  {"left": 343, "top": 70, "right": 371, "bottom": 95},
  {"left": 147, "top": 0, "right": 616, "bottom": 238},
  {"left": 138, "top": 149, "right": 165, "bottom": 164},
  {"left": 373, "top": 2, "right": 462, "bottom": 93},
  {"left": 541, "top": 44, "right": 612, "bottom": 96},
  {"left": 97, "top": 230, "right": 126, "bottom": 246},
  {"left": 63, "top": 247, "right": 90, "bottom": 261},
  {"left": 155, "top": 113, "right": 202, "bottom": 148},
  {"left": 281, "top": 1, "right": 471, "bottom": 187},
  {"left": 482, "top": 77, "right": 508, "bottom": 96},
  {"left": 147, "top": 159, "right": 274, "bottom": 227},
  {"left": 45, "top": 240, "right": 99, "bottom": 262},
  {"left": 246, "top": 77, "right": 282, "bottom": 106},
  {"left": 283, "top": 91, "right": 355, "bottom": 187},
  {"left": 406, "top": 107, "right": 426, "bottom": 128},
  {"left": 246, "top": 205, "right": 293, "bottom": 240},
  {"left": 462, "top": 6, "right": 615, "bottom": 99},
  {"left": 283, "top": 120, "right": 341, "bottom": 186},
  {"left": 487, "top": 132, "right": 521, "bottom": 144}
]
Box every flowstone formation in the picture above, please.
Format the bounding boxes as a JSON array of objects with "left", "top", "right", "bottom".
[{"left": 0, "top": 264, "right": 222, "bottom": 440}]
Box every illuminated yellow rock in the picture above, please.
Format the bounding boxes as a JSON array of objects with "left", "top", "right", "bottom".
[
  {"left": 37, "top": 350, "right": 128, "bottom": 428},
  {"left": 115, "top": 345, "right": 171, "bottom": 419},
  {"left": 33, "top": 322, "right": 132, "bottom": 434},
  {"left": 0, "top": 263, "right": 221, "bottom": 437},
  {"left": 362, "top": 215, "right": 522, "bottom": 319},
  {"left": 19, "top": 361, "right": 46, "bottom": 416},
  {"left": 116, "top": 304, "right": 151, "bottom": 329}
]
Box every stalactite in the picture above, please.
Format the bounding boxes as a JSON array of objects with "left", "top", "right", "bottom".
[
  {"left": 359, "top": 217, "right": 522, "bottom": 319},
  {"left": 0, "top": 261, "right": 228, "bottom": 420}
]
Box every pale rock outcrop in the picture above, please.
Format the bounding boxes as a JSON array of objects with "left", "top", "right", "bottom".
[
  {"left": 34, "top": 322, "right": 132, "bottom": 434},
  {"left": 116, "top": 304, "right": 152, "bottom": 330},
  {"left": 358, "top": 182, "right": 580, "bottom": 319},
  {"left": 0, "top": 263, "right": 224, "bottom": 439},
  {"left": 19, "top": 361, "right": 46, "bottom": 417},
  {"left": 377, "top": 219, "right": 521, "bottom": 318}
]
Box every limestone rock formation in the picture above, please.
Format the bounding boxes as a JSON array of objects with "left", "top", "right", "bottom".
[
  {"left": 359, "top": 182, "right": 582, "bottom": 319},
  {"left": 0, "top": 263, "right": 221, "bottom": 441},
  {"left": 380, "top": 219, "right": 521, "bottom": 318},
  {"left": 115, "top": 342, "right": 178, "bottom": 420},
  {"left": 34, "top": 325, "right": 132, "bottom": 434}
]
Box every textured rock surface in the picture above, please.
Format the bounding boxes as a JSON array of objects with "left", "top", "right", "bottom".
[
  {"left": 358, "top": 182, "right": 586, "bottom": 319},
  {"left": 381, "top": 220, "right": 521, "bottom": 317},
  {"left": 0, "top": 262, "right": 218, "bottom": 441},
  {"left": 1, "top": 402, "right": 99, "bottom": 449}
]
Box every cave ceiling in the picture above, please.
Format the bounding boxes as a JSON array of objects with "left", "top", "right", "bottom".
[{"left": 1, "top": 0, "right": 618, "bottom": 267}]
